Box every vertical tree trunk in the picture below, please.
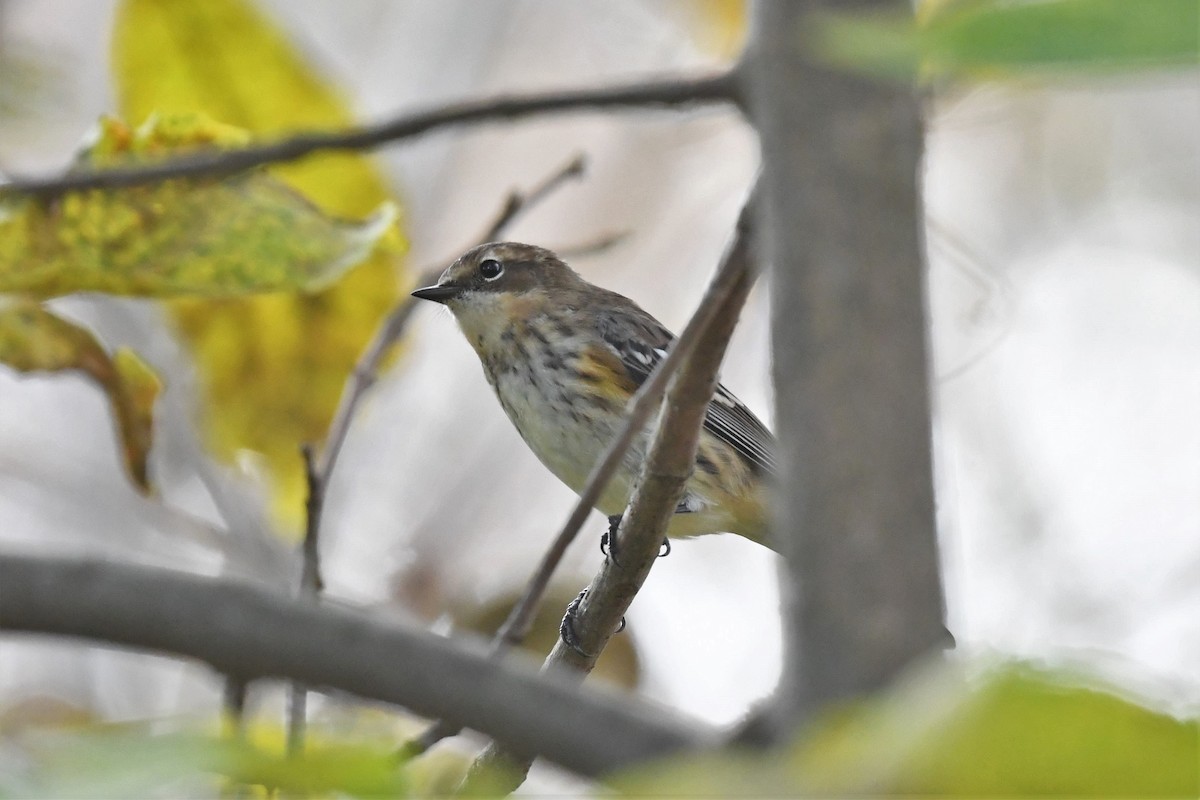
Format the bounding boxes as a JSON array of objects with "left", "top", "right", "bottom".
[{"left": 746, "top": 0, "right": 947, "bottom": 733}]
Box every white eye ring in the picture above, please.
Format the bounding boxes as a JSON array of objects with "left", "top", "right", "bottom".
[{"left": 479, "top": 258, "right": 504, "bottom": 281}]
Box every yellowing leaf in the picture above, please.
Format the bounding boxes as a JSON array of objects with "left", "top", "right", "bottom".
[
  {"left": 617, "top": 660, "right": 1200, "bottom": 797},
  {"left": 0, "top": 115, "right": 397, "bottom": 298},
  {"left": 0, "top": 300, "right": 162, "bottom": 492},
  {"left": 111, "top": 0, "right": 407, "bottom": 530},
  {"left": 28, "top": 727, "right": 409, "bottom": 799}
]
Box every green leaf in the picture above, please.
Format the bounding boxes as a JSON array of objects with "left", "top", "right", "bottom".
[
  {"left": 229, "top": 739, "right": 408, "bottom": 797},
  {"left": 0, "top": 299, "right": 161, "bottom": 493},
  {"left": 811, "top": 0, "right": 1200, "bottom": 80},
  {"left": 110, "top": 0, "right": 408, "bottom": 531},
  {"left": 21, "top": 727, "right": 409, "bottom": 798},
  {"left": 0, "top": 115, "right": 396, "bottom": 298},
  {"left": 616, "top": 659, "right": 1200, "bottom": 797}
]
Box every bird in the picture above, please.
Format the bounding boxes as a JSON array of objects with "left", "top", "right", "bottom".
[{"left": 411, "top": 241, "right": 774, "bottom": 551}]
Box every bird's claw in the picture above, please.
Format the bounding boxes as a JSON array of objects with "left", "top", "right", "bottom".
[
  {"left": 601, "top": 515, "right": 623, "bottom": 566},
  {"left": 558, "top": 589, "right": 627, "bottom": 659},
  {"left": 601, "top": 515, "right": 671, "bottom": 563},
  {"left": 559, "top": 590, "right": 593, "bottom": 658}
]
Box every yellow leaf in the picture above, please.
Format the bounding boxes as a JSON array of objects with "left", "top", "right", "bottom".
[
  {"left": 0, "top": 300, "right": 162, "bottom": 493},
  {"left": 0, "top": 115, "right": 397, "bottom": 297},
  {"left": 111, "top": 0, "right": 407, "bottom": 530},
  {"left": 28, "top": 727, "right": 408, "bottom": 799},
  {"left": 616, "top": 660, "right": 1200, "bottom": 797}
]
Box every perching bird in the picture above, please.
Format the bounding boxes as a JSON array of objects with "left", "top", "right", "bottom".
[{"left": 412, "top": 242, "right": 773, "bottom": 549}]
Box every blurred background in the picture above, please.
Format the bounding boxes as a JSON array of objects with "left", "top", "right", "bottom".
[{"left": 0, "top": 0, "right": 1196, "bottom": 791}]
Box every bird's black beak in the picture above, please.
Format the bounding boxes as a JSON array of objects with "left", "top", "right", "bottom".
[{"left": 411, "top": 283, "right": 461, "bottom": 304}]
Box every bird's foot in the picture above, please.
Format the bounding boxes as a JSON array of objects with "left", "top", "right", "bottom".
[
  {"left": 600, "top": 515, "right": 623, "bottom": 566},
  {"left": 559, "top": 589, "right": 626, "bottom": 659},
  {"left": 600, "top": 514, "right": 671, "bottom": 563}
]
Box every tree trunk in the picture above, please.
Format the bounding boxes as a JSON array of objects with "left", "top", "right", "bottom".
[{"left": 746, "top": 0, "right": 947, "bottom": 734}]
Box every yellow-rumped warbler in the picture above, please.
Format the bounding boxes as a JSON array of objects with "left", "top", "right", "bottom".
[{"left": 412, "top": 242, "right": 773, "bottom": 549}]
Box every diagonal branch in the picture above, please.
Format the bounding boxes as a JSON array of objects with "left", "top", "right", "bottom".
[
  {"left": 0, "top": 553, "right": 712, "bottom": 776},
  {"left": 461, "top": 191, "right": 760, "bottom": 793},
  {"left": 1, "top": 72, "right": 738, "bottom": 199}
]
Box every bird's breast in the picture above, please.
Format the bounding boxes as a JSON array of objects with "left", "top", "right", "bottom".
[{"left": 476, "top": 318, "right": 638, "bottom": 508}]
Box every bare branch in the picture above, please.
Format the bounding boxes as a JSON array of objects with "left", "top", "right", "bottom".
[
  {"left": 461, "top": 194, "right": 759, "bottom": 793},
  {"left": 1, "top": 73, "right": 738, "bottom": 199},
  {"left": 222, "top": 677, "right": 248, "bottom": 741},
  {"left": 286, "top": 443, "right": 325, "bottom": 757},
  {"left": 0, "top": 553, "right": 712, "bottom": 776},
  {"left": 481, "top": 154, "right": 586, "bottom": 242},
  {"left": 553, "top": 229, "right": 629, "bottom": 260},
  {"left": 298, "top": 443, "right": 325, "bottom": 597}
]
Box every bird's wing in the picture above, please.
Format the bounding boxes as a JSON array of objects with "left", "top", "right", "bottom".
[{"left": 596, "top": 302, "right": 775, "bottom": 475}]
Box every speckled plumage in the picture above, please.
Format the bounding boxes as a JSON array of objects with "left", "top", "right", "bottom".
[{"left": 413, "top": 242, "right": 773, "bottom": 546}]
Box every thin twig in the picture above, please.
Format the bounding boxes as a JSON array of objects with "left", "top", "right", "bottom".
[
  {"left": 553, "top": 229, "right": 629, "bottom": 260},
  {"left": 286, "top": 444, "right": 324, "bottom": 758},
  {"left": 1, "top": 72, "right": 738, "bottom": 199},
  {"left": 481, "top": 154, "right": 586, "bottom": 242},
  {"left": 461, "top": 193, "right": 759, "bottom": 793},
  {"left": 222, "top": 677, "right": 248, "bottom": 740},
  {"left": 299, "top": 443, "right": 325, "bottom": 596}
]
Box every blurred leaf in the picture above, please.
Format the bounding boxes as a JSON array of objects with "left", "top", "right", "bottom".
[
  {"left": 111, "top": 0, "right": 407, "bottom": 530},
  {"left": 0, "top": 115, "right": 396, "bottom": 298},
  {"left": 811, "top": 0, "right": 1200, "bottom": 80},
  {"left": 23, "top": 726, "right": 408, "bottom": 799},
  {"left": 403, "top": 748, "right": 473, "bottom": 797},
  {"left": 230, "top": 739, "right": 408, "bottom": 797},
  {"left": 21, "top": 728, "right": 224, "bottom": 799},
  {"left": 617, "top": 660, "right": 1200, "bottom": 796},
  {"left": 0, "top": 300, "right": 161, "bottom": 492}
]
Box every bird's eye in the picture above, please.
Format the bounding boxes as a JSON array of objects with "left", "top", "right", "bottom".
[{"left": 479, "top": 258, "right": 504, "bottom": 281}]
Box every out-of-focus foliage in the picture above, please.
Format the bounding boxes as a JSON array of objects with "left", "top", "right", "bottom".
[
  {"left": 0, "top": 115, "right": 396, "bottom": 298},
  {"left": 0, "top": 300, "right": 161, "bottom": 492},
  {"left": 616, "top": 660, "right": 1200, "bottom": 796},
  {"left": 13, "top": 725, "right": 411, "bottom": 798},
  {"left": 111, "top": 0, "right": 407, "bottom": 531},
  {"left": 812, "top": 0, "right": 1200, "bottom": 80}
]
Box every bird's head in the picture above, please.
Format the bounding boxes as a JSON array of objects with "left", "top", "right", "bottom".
[
  {"left": 411, "top": 242, "right": 585, "bottom": 333},
  {"left": 412, "top": 242, "right": 584, "bottom": 304}
]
